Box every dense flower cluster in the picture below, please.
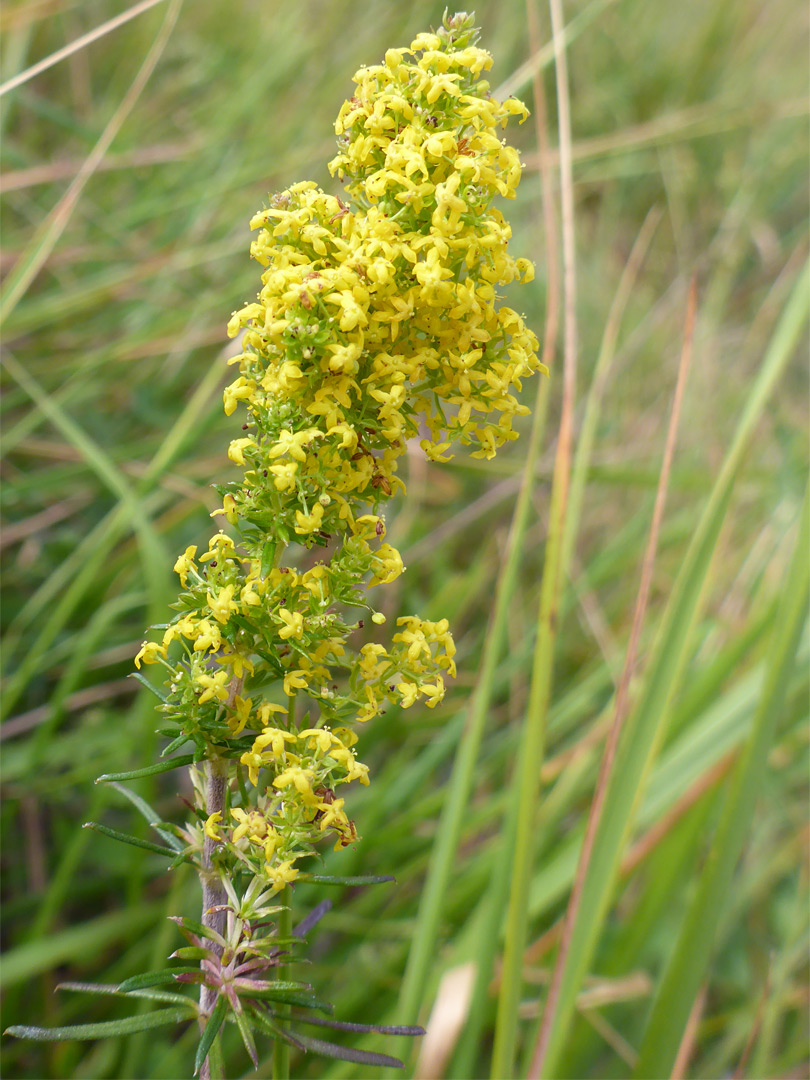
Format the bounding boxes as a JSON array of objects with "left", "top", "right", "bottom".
[{"left": 135, "top": 13, "right": 541, "bottom": 912}]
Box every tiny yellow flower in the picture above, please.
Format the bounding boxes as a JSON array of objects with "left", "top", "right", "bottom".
[
  {"left": 420, "top": 678, "right": 445, "bottom": 708},
  {"left": 265, "top": 858, "right": 299, "bottom": 892},
  {"left": 283, "top": 669, "right": 309, "bottom": 695},
  {"left": 207, "top": 584, "right": 238, "bottom": 625},
  {"left": 294, "top": 503, "right": 325, "bottom": 535},
  {"left": 228, "top": 695, "right": 253, "bottom": 735},
  {"left": 172, "top": 545, "right": 198, "bottom": 587},
  {"left": 277, "top": 608, "right": 304, "bottom": 640},
  {"left": 257, "top": 702, "right": 288, "bottom": 725},
  {"left": 134, "top": 641, "right": 165, "bottom": 668},
  {"left": 398, "top": 680, "right": 419, "bottom": 708},
  {"left": 204, "top": 812, "right": 223, "bottom": 840},
  {"left": 228, "top": 437, "right": 255, "bottom": 466},
  {"left": 273, "top": 766, "right": 318, "bottom": 806},
  {"left": 195, "top": 670, "right": 229, "bottom": 704}
]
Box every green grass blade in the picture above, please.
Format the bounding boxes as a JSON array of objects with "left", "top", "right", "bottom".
[
  {"left": 633, "top": 481, "right": 809, "bottom": 1077},
  {"left": 532, "top": 257, "right": 809, "bottom": 1076},
  {"left": 395, "top": 374, "right": 550, "bottom": 1030}
]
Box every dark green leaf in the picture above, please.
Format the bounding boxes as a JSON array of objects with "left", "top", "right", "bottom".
[
  {"left": 5, "top": 1008, "right": 192, "bottom": 1042},
  {"left": 117, "top": 968, "right": 202, "bottom": 992},
  {"left": 194, "top": 995, "right": 227, "bottom": 1076},
  {"left": 295, "top": 1033, "right": 405, "bottom": 1068},
  {"left": 260, "top": 539, "right": 277, "bottom": 578},
  {"left": 56, "top": 981, "right": 194, "bottom": 1008},
  {"left": 96, "top": 755, "right": 195, "bottom": 783},
  {"left": 248, "top": 1007, "right": 306, "bottom": 1052},
  {"left": 82, "top": 822, "right": 183, "bottom": 858},
  {"left": 241, "top": 986, "right": 331, "bottom": 1011},
  {"left": 292, "top": 1013, "right": 425, "bottom": 1037},
  {"left": 171, "top": 915, "right": 227, "bottom": 948},
  {"left": 161, "top": 733, "right": 191, "bottom": 757},
  {"left": 296, "top": 873, "right": 395, "bottom": 886},
  {"left": 128, "top": 670, "right": 171, "bottom": 703},
  {"left": 108, "top": 782, "right": 187, "bottom": 852},
  {"left": 234, "top": 1006, "right": 259, "bottom": 1068},
  {"left": 172, "top": 946, "right": 214, "bottom": 961}
]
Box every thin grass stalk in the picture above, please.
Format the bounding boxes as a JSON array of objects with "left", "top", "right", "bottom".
[
  {"left": 0, "top": 359, "right": 170, "bottom": 721},
  {"left": 446, "top": 2, "right": 560, "bottom": 1072},
  {"left": 670, "top": 983, "right": 707, "bottom": 1080},
  {"left": 529, "top": 276, "right": 697, "bottom": 1078},
  {"left": 528, "top": 257, "right": 809, "bottom": 1077},
  {"left": 0, "top": 0, "right": 168, "bottom": 97},
  {"left": 633, "top": 479, "right": 810, "bottom": 1078},
  {"left": 490, "top": 0, "right": 578, "bottom": 1071},
  {"left": 0, "top": 0, "right": 182, "bottom": 325},
  {"left": 561, "top": 205, "right": 662, "bottom": 581}
]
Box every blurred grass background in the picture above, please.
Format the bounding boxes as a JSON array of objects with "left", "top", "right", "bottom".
[{"left": 1, "top": 0, "right": 807, "bottom": 1077}]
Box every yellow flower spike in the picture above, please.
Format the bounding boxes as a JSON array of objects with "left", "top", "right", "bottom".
[
  {"left": 222, "top": 376, "right": 256, "bottom": 416},
  {"left": 263, "top": 833, "right": 280, "bottom": 861},
  {"left": 230, "top": 807, "right": 270, "bottom": 843},
  {"left": 269, "top": 461, "right": 298, "bottom": 492},
  {"left": 269, "top": 427, "right": 323, "bottom": 463},
  {"left": 356, "top": 684, "right": 383, "bottom": 723},
  {"left": 359, "top": 642, "right": 388, "bottom": 680},
  {"left": 204, "top": 812, "right": 223, "bottom": 840},
  {"left": 301, "top": 565, "right": 330, "bottom": 598},
  {"left": 129, "top": 15, "right": 540, "bottom": 995}
]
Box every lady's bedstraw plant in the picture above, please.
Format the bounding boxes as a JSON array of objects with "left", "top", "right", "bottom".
[{"left": 9, "top": 12, "right": 541, "bottom": 1078}]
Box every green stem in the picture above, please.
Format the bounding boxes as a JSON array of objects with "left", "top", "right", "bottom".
[
  {"left": 273, "top": 886, "right": 292, "bottom": 1080},
  {"left": 199, "top": 753, "right": 229, "bottom": 1080}
]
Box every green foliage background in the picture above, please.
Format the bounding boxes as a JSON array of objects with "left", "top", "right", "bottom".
[{"left": 1, "top": 1, "right": 807, "bottom": 1078}]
